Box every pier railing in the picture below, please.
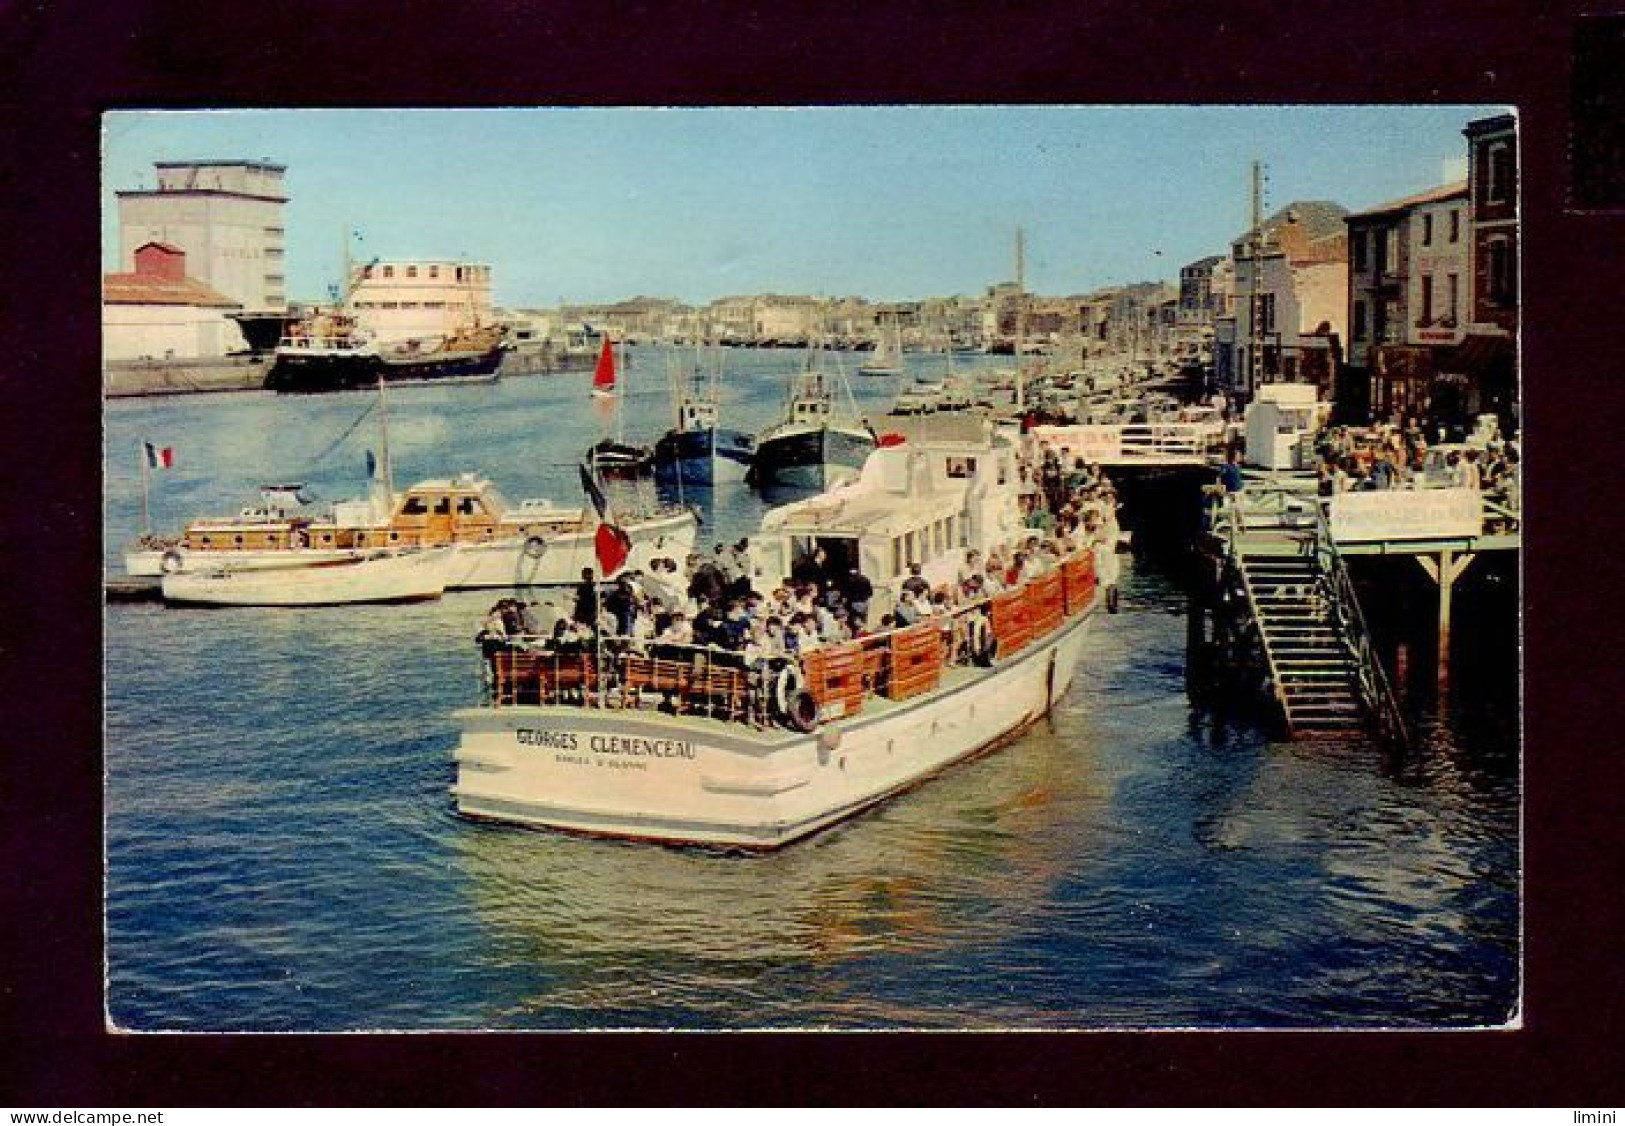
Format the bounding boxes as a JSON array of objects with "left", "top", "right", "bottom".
[
  {"left": 1311, "top": 502, "right": 1411, "bottom": 749},
  {"left": 1031, "top": 422, "right": 1219, "bottom": 466}
]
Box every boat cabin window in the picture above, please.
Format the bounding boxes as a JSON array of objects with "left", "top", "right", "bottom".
[
  {"left": 456, "top": 496, "right": 486, "bottom": 516},
  {"left": 433, "top": 497, "right": 452, "bottom": 516},
  {"left": 401, "top": 497, "right": 429, "bottom": 515},
  {"left": 946, "top": 455, "right": 976, "bottom": 479}
]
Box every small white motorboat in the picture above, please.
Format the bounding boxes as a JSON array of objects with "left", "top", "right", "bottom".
[{"left": 161, "top": 546, "right": 455, "bottom": 607}]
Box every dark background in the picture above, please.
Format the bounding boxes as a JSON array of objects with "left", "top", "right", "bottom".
[{"left": 3, "top": 0, "right": 1621, "bottom": 1106}]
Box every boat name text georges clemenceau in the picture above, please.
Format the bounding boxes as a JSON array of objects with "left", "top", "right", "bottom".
[{"left": 514, "top": 728, "right": 698, "bottom": 760}]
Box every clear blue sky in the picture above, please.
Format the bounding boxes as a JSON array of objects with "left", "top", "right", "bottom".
[{"left": 103, "top": 106, "right": 1506, "bottom": 306}]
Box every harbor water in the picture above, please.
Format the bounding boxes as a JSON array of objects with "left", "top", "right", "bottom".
[{"left": 103, "top": 348, "right": 1519, "bottom": 1030}]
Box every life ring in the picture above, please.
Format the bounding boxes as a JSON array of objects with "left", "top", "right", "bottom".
[
  {"left": 522, "top": 535, "right": 548, "bottom": 560},
  {"left": 966, "top": 613, "right": 996, "bottom": 666},
  {"left": 785, "top": 689, "right": 820, "bottom": 734},
  {"left": 160, "top": 549, "right": 185, "bottom": 574},
  {"left": 772, "top": 661, "right": 805, "bottom": 718}
]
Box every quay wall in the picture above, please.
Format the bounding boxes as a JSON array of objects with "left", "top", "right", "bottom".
[{"left": 104, "top": 347, "right": 593, "bottom": 399}]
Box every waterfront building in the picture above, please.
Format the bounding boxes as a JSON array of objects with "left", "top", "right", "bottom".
[
  {"left": 753, "top": 295, "right": 825, "bottom": 344},
  {"left": 345, "top": 259, "right": 496, "bottom": 346},
  {"left": 1224, "top": 201, "right": 1349, "bottom": 403},
  {"left": 1458, "top": 113, "right": 1519, "bottom": 431},
  {"left": 116, "top": 159, "right": 288, "bottom": 312},
  {"left": 1175, "top": 255, "right": 1232, "bottom": 357},
  {"left": 103, "top": 242, "right": 244, "bottom": 361},
  {"left": 1345, "top": 182, "right": 1470, "bottom": 424}
]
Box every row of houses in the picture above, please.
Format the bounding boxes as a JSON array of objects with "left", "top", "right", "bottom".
[{"left": 1183, "top": 113, "right": 1518, "bottom": 433}]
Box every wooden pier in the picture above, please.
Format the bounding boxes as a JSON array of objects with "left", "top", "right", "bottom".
[{"left": 1207, "top": 471, "right": 1520, "bottom": 738}]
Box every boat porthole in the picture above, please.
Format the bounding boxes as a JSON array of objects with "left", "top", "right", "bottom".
[
  {"left": 233, "top": 535, "right": 244, "bottom": 546},
  {"left": 390, "top": 532, "right": 399, "bottom": 542},
  {"left": 322, "top": 534, "right": 332, "bottom": 543}
]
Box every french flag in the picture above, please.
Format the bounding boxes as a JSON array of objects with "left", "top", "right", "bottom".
[
  {"left": 143, "top": 442, "right": 175, "bottom": 470},
  {"left": 578, "top": 462, "right": 632, "bottom": 577}
]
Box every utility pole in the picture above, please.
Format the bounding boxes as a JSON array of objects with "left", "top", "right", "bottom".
[{"left": 1247, "top": 160, "right": 1266, "bottom": 398}]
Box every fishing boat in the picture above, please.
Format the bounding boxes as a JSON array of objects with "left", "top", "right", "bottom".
[
  {"left": 582, "top": 335, "right": 656, "bottom": 481},
  {"left": 856, "top": 315, "right": 904, "bottom": 377},
  {"left": 161, "top": 546, "right": 455, "bottom": 607},
  {"left": 127, "top": 470, "right": 697, "bottom": 589},
  {"left": 652, "top": 345, "right": 755, "bottom": 487},
  {"left": 263, "top": 313, "right": 506, "bottom": 393},
  {"left": 750, "top": 345, "right": 875, "bottom": 492},
  {"left": 449, "top": 427, "right": 1102, "bottom": 849}
]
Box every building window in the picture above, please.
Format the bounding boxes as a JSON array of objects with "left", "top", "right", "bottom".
[
  {"left": 429, "top": 265, "right": 439, "bottom": 278},
  {"left": 456, "top": 267, "right": 465, "bottom": 281},
  {"left": 1447, "top": 273, "right": 1459, "bottom": 325},
  {"left": 1383, "top": 228, "right": 1398, "bottom": 274},
  {"left": 1422, "top": 213, "right": 1433, "bottom": 247},
  {"left": 1449, "top": 209, "right": 1461, "bottom": 243},
  {"left": 1485, "top": 141, "right": 1513, "bottom": 204},
  {"left": 1419, "top": 275, "right": 1434, "bottom": 325},
  {"left": 1260, "top": 293, "right": 1276, "bottom": 334},
  {"left": 406, "top": 265, "right": 418, "bottom": 278},
  {"left": 1352, "top": 231, "right": 1368, "bottom": 272},
  {"left": 264, "top": 226, "right": 284, "bottom": 237},
  {"left": 383, "top": 265, "right": 395, "bottom": 279},
  {"left": 1487, "top": 237, "right": 1515, "bottom": 306},
  {"left": 1353, "top": 300, "right": 1368, "bottom": 341}
]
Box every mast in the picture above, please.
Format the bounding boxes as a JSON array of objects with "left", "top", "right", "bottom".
[
  {"left": 139, "top": 441, "right": 152, "bottom": 536},
  {"left": 1015, "top": 225, "right": 1027, "bottom": 413},
  {"left": 375, "top": 374, "right": 396, "bottom": 503}
]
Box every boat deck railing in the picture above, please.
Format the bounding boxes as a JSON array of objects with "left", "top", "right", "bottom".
[{"left": 478, "top": 549, "right": 1100, "bottom": 730}]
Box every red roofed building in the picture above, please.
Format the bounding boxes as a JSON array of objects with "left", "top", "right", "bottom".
[{"left": 104, "top": 242, "right": 246, "bottom": 361}]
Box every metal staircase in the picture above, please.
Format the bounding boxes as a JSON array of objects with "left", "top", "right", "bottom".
[
  {"left": 1235, "top": 538, "right": 1365, "bottom": 737},
  {"left": 1216, "top": 478, "right": 1410, "bottom": 745}
]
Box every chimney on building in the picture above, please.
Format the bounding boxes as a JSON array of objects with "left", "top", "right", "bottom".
[{"left": 134, "top": 241, "right": 187, "bottom": 282}]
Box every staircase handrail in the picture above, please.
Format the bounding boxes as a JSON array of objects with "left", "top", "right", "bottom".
[{"left": 1312, "top": 499, "right": 1411, "bottom": 748}]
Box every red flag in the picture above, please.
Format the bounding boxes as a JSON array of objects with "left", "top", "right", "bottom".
[{"left": 594, "top": 522, "right": 632, "bottom": 576}]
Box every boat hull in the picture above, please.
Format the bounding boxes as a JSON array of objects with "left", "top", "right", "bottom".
[
  {"left": 451, "top": 602, "right": 1093, "bottom": 849},
  {"left": 652, "top": 427, "right": 754, "bottom": 487},
  {"left": 160, "top": 548, "right": 452, "bottom": 606},
  {"left": 751, "top": 425, "right": 875, "bottom": 492},
  {"left": 446, "top": 510, "right": 699, "bottom": 588},
  {"left": 124, "top": 546, "right": 362, "bottom": 578},
  {"left": 264, "top": 345, "right": 505, "bottom": 393}
]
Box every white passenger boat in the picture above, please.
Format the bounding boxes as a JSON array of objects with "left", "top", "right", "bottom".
[
  {"left": 126, "top": 473, "right": 697, "bottom": 589},
  {"left": 451, "top": 426, "right": 1102, "bottom": 849},
  {"left": 161, "top": 545, "right": 455, "bottom": 607}
]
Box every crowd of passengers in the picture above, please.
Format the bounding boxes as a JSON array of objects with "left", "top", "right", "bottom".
[{"left": 476, "top": 445, "right": 1124, "bottom": 671}]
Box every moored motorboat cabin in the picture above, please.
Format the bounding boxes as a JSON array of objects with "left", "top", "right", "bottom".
[{"left": 178, "top": 473, "right": 599, "bottom": 555}]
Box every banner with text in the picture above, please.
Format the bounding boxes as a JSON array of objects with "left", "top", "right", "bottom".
[{"left": 1330, "top": 487, "right": 1483, "bottom": 542}]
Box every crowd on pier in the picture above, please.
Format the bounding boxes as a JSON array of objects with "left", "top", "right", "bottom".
[
  {"left": 476, "top": 444, "right": 1124, "bottom": 672},
  {"left": 1310, "top": 421, "right": 1520, "bottom": 512}
]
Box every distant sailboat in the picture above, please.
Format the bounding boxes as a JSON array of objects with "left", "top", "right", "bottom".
[
  {"left": 857, "top": 314, "right": 904, "bottom": 377},
  {"left": 590, "top": 334, "right": 618, "bottom": 398}
]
